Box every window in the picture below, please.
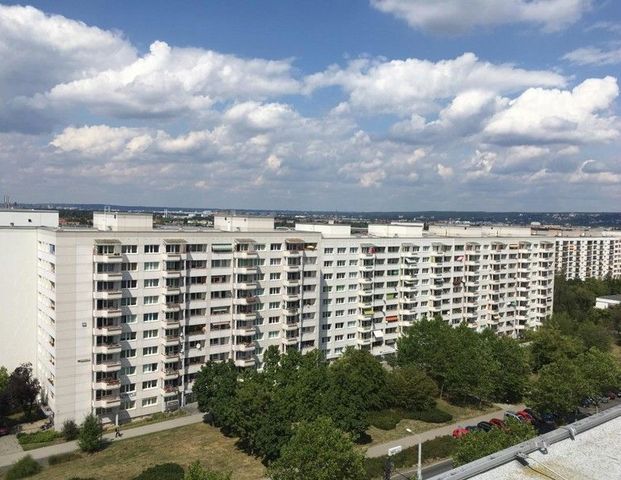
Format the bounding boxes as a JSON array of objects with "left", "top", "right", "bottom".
[
  {"left": 324, "top": 273, "right": 333, "bottom": 279},
  {"left": 121, "top": 262, "right": 137, "bottom": 271},
  {"left": 143, "top": 329, "right": 158, "bottom": 339},
  {"left": 268, "top": 331, "right": 279, "bottom": 338},
  {"left": 122, "top": 245, "right": 137, "bottom": 254},
  {"left": 143, "top": 346, "right": 158, "bottom": 356},
  {"left": 269, "top": 316, "right": 279, "bottom": 324},
  {"left": 121, "top": 348, "right": 136, "bottom": 358},
  {"left": 323, "top": 261, "right": 333, "bottom": 267},
  {"left": 388, "top": 246, "right": 399, "bottom": 253},
  {"left": 211, "top": 259, "right": 231, "bottom": 268},
  {"left": 121, "top": 297, "right": 136, "bottom": 306},
  {"left": 324, "top": 248, "right": 333, "bottom": 254},
  {"left": 347, "top": 333, "right": 355, "bottom": 339},
  {"left": 121, "top": 400, "right": 135, "bottom": 410},
  {"left": 348, "top": 308, "right": 357, "bottom": 315},
  {"left": 350, "top": 247, "right": 358, "bottom": 253},
  {"left": 142, "top": 363, "right": 158, "bottom": 373},
  {"left": 120, "top": 366, "right": 136, "bottom": 376},
  {"left": 270, "top": 258, "right": 281, "bottom": 266},
  {"left": 349, "top": 260, "right": 357, "bottom": 266},
  {"left": 120, "top": 383, "right": 135, "bottom": 394},
  {"left": 336, "top": 285, "right": 345, "bottom": 291},
  {"left": 336, "top": 272, "right": 345, "bottom": 279},
  {"left": 121, "top": 279, "right": 137, "bottom": 289},
  {"left": 337, "top": 247, "right": 346, "bottom": 254},
  {"left": 143, "top": 312, "right": 158, "bottom": 322},
  {"left": 142, "top": 397, "right": 157, "bottom": 407},
  {"left": 144, "top": 279, "right": 159, "bottom": 288},
  {"left": 337, "top": 260, "right": 346, "bottom": 267},
  {"left": 144, "top": 262, "right": 159, "bottom": 271},
  {"left": 144, "top": 245, "right": 159, "bottom": 253},
  {"left": 270, "top": 272, "right": 281, "bottom": 280},
  {"left": 269, "top": 287, "right": 280, "bottom": 295},
  {"left": 120, "top": 332, "right": 136, "bottom": 341},
  {"left": 188, "top": 244, "right": 207, "bottom": 252},
  {"left": 335, "top": 335, "right": 344, "bottom": 341},
  {"left": 271, "top": 243, "right": 282, "bottom": 251},
  {"left": 336, "top": 298, "right": 345, "bottom": 304},
  {"left": 268, "top": 301, "right": 280, "bottom": 309},
  {"left": 335, "top": 310, "right": 344, "bottom": 316},
  {"left": 121, "top": 314, "right": 137, "bottom": 324},
  {"left": 143, "top": 296, "right": 159, "bottom": 305},
  {"left": 335, "top": 322, "right": 344, "bottom": 328},
  {"left": 142, "top": 380, "right": 157, "bottom": 390}
]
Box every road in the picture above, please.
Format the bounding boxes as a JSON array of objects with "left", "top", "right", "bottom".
[{"left": 392, "top": 459, "right": 453, "bottom": 479}]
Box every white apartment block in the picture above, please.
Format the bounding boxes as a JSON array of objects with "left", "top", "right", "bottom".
[
  {"left": 551, "top": 231, "right": 621, "bottom": 280},
  {"left": 0, "top": 211, "right": 556, "bottom": 427}
]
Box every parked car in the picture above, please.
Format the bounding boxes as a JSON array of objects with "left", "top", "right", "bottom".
[
  {"left": 489, "top": 418, "right": 506, "bottom": 429},
  {"left": 541, "top": 412, "right": 558, "bottom": 424},
  {"left": 0, "top": 426, "right": 10, "bottom": 437},
  {"left": 606, "top": 391, "right": 617, "bottom": 400},
  {"left": 516, "top": 410, "right": 534, "bottom": 423},
  {"left": 452, "top": 427, "right": 469, "bottom": 439},
  {"left": 477, "top": 421, "right": 493, "bottom": 432},
  {"left": 504, "top": 412, "right": 523, "bottom": 422},
  {"left": 465, "top": 425, "right": 480, "bottom": 432},
  {"left": 598, "top": 395, "right": 609, "bottom": 404}
]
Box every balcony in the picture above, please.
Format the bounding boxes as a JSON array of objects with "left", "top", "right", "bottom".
[
  {"left": 162, "top": 251, "right": 183, "bottom": 261},
  {"left": 162, "top": 351, "right": 180, "bottom": 362},
  {"left": 234, "top": 249, "right": 259, "bottom": 258},
  {"left": 233, "top": 296, "right": 258, "bottom": 306},
  {"left": 93, "top": 378, "right": 120, "bottom": 390},
  {"left": 162, "top": 284, "right": 182, "bottom": 295},
  {"left": 93, "top": 253, "right": 122, "bottom": 264},
  {"left": 236, "top": 266, "right": 258, "bottom": 275},
  {"left": 93, "top": 272, "right": 122, "bottom": 282},
  {"left": 93, "top": 361, "right": 122, "bottom": 373},
  {"left": 93, "top": 324, "right": 122, "bottom": 336},
  {"left": 162, "top": 303, "right": 182, "bottom": 313},
  {"left": 232, "top": 312, "right": 256, "bottom": 321},
  {"left": 234, "top": 282, "right": 257, "bottom": 290},
  {"left": 283, "top": 278, "right": 301, "bottom": 287},
  {"left": 94, "top": 290, "right": 122, "bottom": 300},
  {"left": 357, "top": 336, "right": 372, "bottom": 346},
  {"left": 283, "top": 264, "right": 301, "bottom": 272},
  {"left": 283, "top": 249, "right": 301, "bottom": 257},
  {"left": 233, "top": 325, "right": 256, "bottom": 336},
  {"left": 282, "top": 336, "right": 298, "bottom": 345},
  {"left": 161, "top": 335, "right": 180, "bottom": 346},
  {"left": 93, "top": 394, "right": 121, "bottom": 409},
  {"left": 93, "top": 343, "right": 121, "bottom": 355},
  {"left": 282, "top": 322, "right": 299, "bottom": 331},
  {"left": 234, "top": 357, "right": 256, "bottom": 368},
  {"left": 282, "top": 293, "right": 300, "bottom": 302},
  {"left": 160, "top": 368, "right": 179, "bottom": 380},
  {"left": 93, "top": 308, "right": 122, "bottom": 318},
  {"left": 161, "top": 385, "right": 179, "bottom": 397},
  {"left": 233, "top": 342, "right": 255, "bottom": 352}
]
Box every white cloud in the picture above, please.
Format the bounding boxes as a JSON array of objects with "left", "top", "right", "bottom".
[
  {"left": 569, "top": 160, "right": 621, "bottom": 183},
  {"left": 37, "top": 41, "right": 300, "bottom": 118},
  {"left": 436, "top": 163, "right": 454, "bottom": 178},
  {"left": 307, "top": 53, "right": 565, "bottom": 115},
  {"left": 563, "top": 45, "right": 621, "bottom": 66},
  {"left": 484, "top": 77, "right": 619, "bottom": 145},
  {"left": 371, "top": 0, "right": 592, "bottom": 34},
  {"left": 266, "top": 154, "right": 282, "bottom": 171}
]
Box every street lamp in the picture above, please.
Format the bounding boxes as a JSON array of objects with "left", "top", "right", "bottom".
[{"left": 405, "top": 428, "right": 422, "bottom": 480}]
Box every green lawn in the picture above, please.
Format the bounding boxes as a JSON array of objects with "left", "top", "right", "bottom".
[
  {"left": 364, "top": 399, "right": 499, "bottom": 446},
  {"left": 17, "top": 423, "right": 266, "bottom": 480}
]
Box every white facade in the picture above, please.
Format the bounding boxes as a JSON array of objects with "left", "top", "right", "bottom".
[
  {"left": 595, "top": 295, "right": 621, "bottom": 309},
  {"left": 552, "top": 233, "right": 621, "bottom": 280},
  {"left": 0, "top": 209, "right": 58, "bottom": 228},
  {"left": 0, "top": 213, "right": 559, "bottom": 427}
]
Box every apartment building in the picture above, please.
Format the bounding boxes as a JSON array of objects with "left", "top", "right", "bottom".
[
  {"left": 550, "top": 231, "right": 621, "bottom": 280},
  {"left": 0, "top": 211, "right": 555, "bottom": 427}
]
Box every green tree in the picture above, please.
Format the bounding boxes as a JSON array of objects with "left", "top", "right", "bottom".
[
  {"left": 527, "top": 357, "right": 588, "bottom": 416},
  {"left": 575, "top": 348, "right": 621, "bottom": 397},
  {"left": 184, "top": 461, "right": 230, "bottom": 480},
  {"left": 528, "top": 327, "right": 584, "bottom": 372},
  {"left": 78, "top": 414, "right": 103, "bottom": 453},
  {"left": 323, "top": 365, "right": 369, "bottom": 440},
  {"left": 485, "top": 332, "right": 530, "bottom": 403},
  {"left": 0, "top": 366, "right": 9, "bottom": 392},
  {"left": 453, "top": 418, "right": 536, "bottom": 466},
  {"left": 268, "top": 417, "right": 365, "bottom": 480},
  {"left": 387, "top": 366, "right": 438, "bottom": 411},
  {"left": 192, "top": 361, "right": 238, "bottom": 426},
  {"left": 61, "top": 419, "right": 80, "bottom": 441},
  {"left": 6, "top": 363, "right": 41, "bottom": 419}
]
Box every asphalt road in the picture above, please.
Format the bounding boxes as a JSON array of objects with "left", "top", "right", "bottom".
[{"left": 392, "top": 458, "right": 454, "bottom": 479}]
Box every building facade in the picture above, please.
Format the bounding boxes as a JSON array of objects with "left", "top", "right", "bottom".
[
  {"left": 1, "top": 212, "right": 559, "bottom": 427},
  {"left": 552, "top": 232, "right": 621, "bottom": 280}
]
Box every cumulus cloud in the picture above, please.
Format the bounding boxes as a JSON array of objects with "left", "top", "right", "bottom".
[
  {"left": 371, "top": 0, "right": 592, "bottom": 34},
  {"left": 483, "top": 77, "right": 619, "bottom": 145},
  {"left": 569, "top": 160, "right": 621, "bottom": 183},
  {"left": 306, "top": 53, "right": 565, "bottom": 115}
]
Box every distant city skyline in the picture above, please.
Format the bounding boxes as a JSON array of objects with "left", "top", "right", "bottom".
[{"left": 0, "top": 1, "right": 619, "bottom": 211}]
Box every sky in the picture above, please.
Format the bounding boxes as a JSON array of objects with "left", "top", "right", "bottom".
[{"left": 0, "top": 1, "right": 620, "bottom": 211}]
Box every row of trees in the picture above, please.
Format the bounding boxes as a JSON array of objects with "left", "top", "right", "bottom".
[
  {"left": 396, "top": 319, "right": 530, "bottom": 404},
  {"left": 193, "top": 346, "right": 439, "bottom": 463}
]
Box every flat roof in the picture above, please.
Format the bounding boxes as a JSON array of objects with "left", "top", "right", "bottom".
[{"left": 597, "top": 295, "right": 621, "bottom": 302}]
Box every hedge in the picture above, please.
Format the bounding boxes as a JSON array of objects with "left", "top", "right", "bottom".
[
  {"left": 132, "top": 463, "right": 185, "bottom": 480},
  {"left": 364, "top": 435, "right": 457, "bottom": 479},
  {"left": 4, "top": 455, "right": 42, "bottom": 480},
  {"left": 367, "top": 407, "right": 453, "bottom": 430},
  {"left": 16, "top": 430, "right": 61, "bottom": 445}
]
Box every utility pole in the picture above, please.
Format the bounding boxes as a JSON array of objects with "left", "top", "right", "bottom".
[{"left": 417, "top": 441, "right": 422, "bottom": 480}]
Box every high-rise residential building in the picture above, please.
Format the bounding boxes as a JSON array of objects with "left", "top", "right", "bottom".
[
  {"left": 0, "top": 211, "right": 558, "bottom": 427},
  {"left": 549, "top": 230, "right": 621, "bottom": 280}
]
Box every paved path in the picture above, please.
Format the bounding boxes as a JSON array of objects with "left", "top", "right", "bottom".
[
  {"left": 0, "top": 412, "right": 205, "bottom": 469},
  {"left": 0, "top": 435, "right": 22, "bottom": 456},
  {"left": 366, "top": 404, "right": 524, "bottom": 458}
]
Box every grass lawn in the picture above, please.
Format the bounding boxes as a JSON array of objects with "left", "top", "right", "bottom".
[
  {"left": 21, "top": 438, "right": 66, "bottom": 451},
  {"left": 364, "top": 399, "right": 500, "bottom": 446},
  {"left": 22, "top": 423, "right": 266, "bottom": 480}
]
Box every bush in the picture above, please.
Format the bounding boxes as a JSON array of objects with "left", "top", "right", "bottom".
[
  {"left": 367, "top": 410, "right": 401, "bottom": 430},
  {"left": 5, "top": 455, "right": 42, "bottom": 480},
  {"left": 16, "top": 429, "right": 60, "bottom": 445},
  {"left": 364, "top": 435, "right": 457, "bottom": 479},
  {"left": 132, "top": 463, "right": 185, "bottom": 480},
  {"left": 78, "top": 413, "right": 103, "bottom": 453},
  {"left": 410, "top": 407, "right": 453, "bottom": 424},
  {"left": 48, "top": 451, "right": 81, "bottom": 465},
  {"left": 62, "top": 419, "right": 80, "bottom": 441}
]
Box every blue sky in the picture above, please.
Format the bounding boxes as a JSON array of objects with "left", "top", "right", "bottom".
[{"left": 0, "top": 1, "right": 620, "bottom": 210}]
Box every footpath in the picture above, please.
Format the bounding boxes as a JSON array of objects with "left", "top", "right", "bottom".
[{"left": 0, "top": 412, "right": 204, "bottom": 470}]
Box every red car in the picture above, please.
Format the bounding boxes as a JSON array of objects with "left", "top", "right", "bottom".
[
  {"left": 489, "top": 418, "right": 506, "bottom": 429},
  {"left": 452, "top": 427, "right": 469, "bottom": 439},
  {"left": 516, "top": 410, "right": 534, "bottom": 423}
]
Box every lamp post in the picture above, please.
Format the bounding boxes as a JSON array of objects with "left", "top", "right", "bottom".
[{"left": 405, "top": 428, "right": 422, "bottom": 480}]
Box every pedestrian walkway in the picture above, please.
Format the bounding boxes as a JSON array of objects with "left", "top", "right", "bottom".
[
  {"left": 365, "top": 404, "right": 524, "bottom": 458},
  {"left": 0, "top": 411, "right": 205, "bottom": 469}
]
